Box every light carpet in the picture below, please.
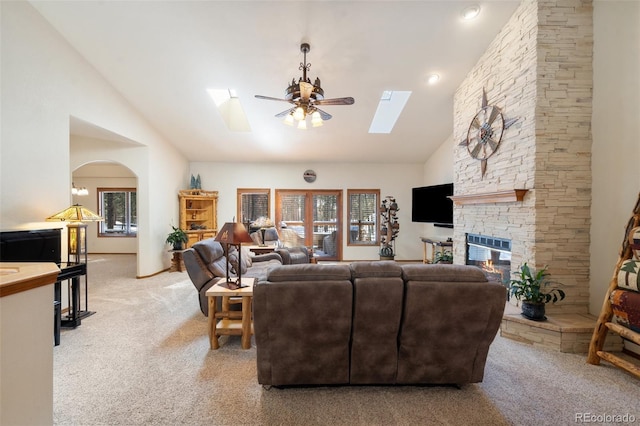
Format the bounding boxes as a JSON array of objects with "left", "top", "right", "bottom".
[{"left": 53, "top": 255, "right": 639, "bottom": 426}]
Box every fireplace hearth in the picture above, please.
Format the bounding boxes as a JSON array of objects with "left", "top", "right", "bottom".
[{"left": 465, "top": 233, "right": 511, "bottom": 287}]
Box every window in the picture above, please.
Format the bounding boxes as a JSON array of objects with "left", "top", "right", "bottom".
[
  {"left": 98, "top": 188, "right": 137, "bottom": 237},
  {"left": 237, "top": 188, "right": 270, "bottom": 227},
  {"left": 347, "top": 189, "right": 379, "bottom": 246}
]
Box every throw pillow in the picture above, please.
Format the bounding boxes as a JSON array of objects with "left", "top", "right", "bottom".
[
  {"left": 207, "top": 255, "right": 229, "bottom": 278},
  {"left": 241, "top": 246, "right": 253, "bottom": 267},
  {"left": 228, "top": 248, "right": 248, "bottom": 275}
]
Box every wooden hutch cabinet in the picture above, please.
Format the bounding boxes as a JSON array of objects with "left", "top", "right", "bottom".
[{"left": 178, "top": 189, "right": 218, "bottom": 248}]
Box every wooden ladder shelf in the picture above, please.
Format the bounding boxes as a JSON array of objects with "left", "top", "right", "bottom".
[{"left": 586, "top": 192, "right": 640, "bottom": 378}]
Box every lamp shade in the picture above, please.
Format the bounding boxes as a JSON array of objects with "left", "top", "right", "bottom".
[
  {"left": 214, "top": 222, "right": 253, "bottom": 245},
  {"left": 46, "top": 204, "right": 103, "bottom": 222}
]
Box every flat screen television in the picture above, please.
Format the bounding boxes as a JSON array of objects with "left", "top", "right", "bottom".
[
  {"left": 412, "top": 183, "right": 454, "bottom": 227},
  {"left": 0, "top": 228, "right": 62, "bottom": 264}
]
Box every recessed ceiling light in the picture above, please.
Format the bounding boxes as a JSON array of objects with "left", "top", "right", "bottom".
[
  {"left": 427, "top": 74, "right": 440, "bottom": 85},
  {"left": 461, "top": 5, "right": 481, "bottom": 20}
]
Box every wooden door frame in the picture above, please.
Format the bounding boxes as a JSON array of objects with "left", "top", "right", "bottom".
[{"left": 275, "top": 189, "right": 342, "bottom": 261}]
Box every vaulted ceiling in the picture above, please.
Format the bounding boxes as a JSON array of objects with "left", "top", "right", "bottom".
[{"left": 31, "top": 1, "right": 520, "bottom": 164}]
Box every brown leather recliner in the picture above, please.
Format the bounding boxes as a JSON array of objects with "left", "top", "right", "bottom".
[
  {"left": 254, "top": 264, "right": 353, "bottom": 386},
  {"left": 183, "top": 239, "right": 282, "bottom": 316},
  {"left": 253, "top": 262, "right": 506, "bottom": 387}
]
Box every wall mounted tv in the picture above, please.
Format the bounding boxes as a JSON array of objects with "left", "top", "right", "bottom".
[{"left": 412, "top": 183, "right": 454, "bottom": 227}]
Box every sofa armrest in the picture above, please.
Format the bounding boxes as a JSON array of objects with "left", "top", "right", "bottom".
[
  {"left": 183, "top": 248, "right": 214, "bottom": 292},
  {"left": 252, "top": 252, "right": 283, "bottom": 264},
  {"left": 276, "top": 247, "right": 309, "bottom": 265}
]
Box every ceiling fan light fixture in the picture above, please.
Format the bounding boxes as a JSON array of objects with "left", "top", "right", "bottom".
[
  {"left": 297, "top": 119, "right": 307, "bottom": 130},
  {"left": 311, "top": 111, "right": 323, "bottom": 127},
  {"left": 293, "top": 106, "right": 305, "bottom": 121},
  {"left": 284, "top": 114, "right": 295, "bottom": 126},
  {"left": 255, "top": 42, "right": 354, "bottom": 128}
]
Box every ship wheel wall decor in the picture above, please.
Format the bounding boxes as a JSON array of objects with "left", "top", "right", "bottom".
[{"left": 459, "top": 88, "right": 518, "bottom": 178}]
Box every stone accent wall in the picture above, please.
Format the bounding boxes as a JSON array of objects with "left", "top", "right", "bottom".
[{"left": 453, "top": 0, "right": 593, "bottom": 314}]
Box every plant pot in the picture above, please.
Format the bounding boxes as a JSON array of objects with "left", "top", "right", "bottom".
[
  {"left": 521, "top": 301, "right": 546, "bottom": 321},
  {"left": 172, "top": 242, "right": 184, "bottom": 251}
]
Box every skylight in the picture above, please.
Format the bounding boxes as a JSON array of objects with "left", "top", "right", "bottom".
[
  {"left": 206, "top": 88, "right": 251, "bottom": 132},
  {"left": 368, "top": 91, "right": 412, "bottom": 134}
]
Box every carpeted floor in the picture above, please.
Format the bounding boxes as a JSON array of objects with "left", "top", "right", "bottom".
[{"left": 53, "top": 255, "right": 639, "bottom": 426}]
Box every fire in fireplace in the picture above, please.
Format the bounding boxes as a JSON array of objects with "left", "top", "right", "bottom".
[{"left": 465, "top": 233, "right": 511, "bottom": 287}]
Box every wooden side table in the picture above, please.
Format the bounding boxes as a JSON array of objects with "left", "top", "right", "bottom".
[
  {"left": 420, "top": 237, "right": 453, "bottom": 264},
  {"left": 246, "top": 245, "right": 276, "bottom": 255},
  {"left": 169, "top": 250, "right": 186, "bottom": 272},
  {"left": 205, "top": 277, "right": 256, "bottom": 350}
]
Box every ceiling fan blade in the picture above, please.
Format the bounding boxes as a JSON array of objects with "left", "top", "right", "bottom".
[
  {"left": 255, "top": 95, "right": 291, "bottom": 103},
  {"left": 314, "top": 97, "right": 355, "bottom": 106},
  {"left": 315, "top": 108, "right": 332, "bottom": 120},
  {"left": 299, "top": 82, "right": 313, "bottom": 101},
  {"left": 275, "top": 108, "right": 295, "bottom": 118}
]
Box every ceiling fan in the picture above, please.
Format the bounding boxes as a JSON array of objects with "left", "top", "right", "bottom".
[{"left": 255, "top": 43, "right": 355, "bottom": 129}]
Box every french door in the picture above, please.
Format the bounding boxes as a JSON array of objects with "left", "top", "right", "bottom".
[{"left": 275, "top": 190, "right": 342, "bottom": 260}]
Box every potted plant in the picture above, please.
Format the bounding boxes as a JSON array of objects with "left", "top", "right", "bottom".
[
  {"left": 509, "top": 263, "right": 565, "bottom": 321},
  {"left": 435, "top": 250, "right": 453, "bottom": 264},
  {"left": 166, "top": 226, "right": 188, "bottom": 250}
]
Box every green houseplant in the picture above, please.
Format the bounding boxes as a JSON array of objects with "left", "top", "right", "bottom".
[
  {"left": 166, "top": 226, "right": 188, "bottom": 250},
  {"left": 509, "top": 263, "right": 565, "bottom": 321},
  {"left": 434, "top": 250, "right": 453, "bottom": 264}
]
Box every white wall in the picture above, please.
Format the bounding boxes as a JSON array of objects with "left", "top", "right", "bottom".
[
  {"left": 190, "top": 162, "right": 425, "bottom": 261},
  {"left": 590, "top": 1, "right": 640, "bottom": 313},
  {"left": 0, "top": 2, "right": 189, "bottom": 276},
  {"left": 421, "top": 134, "right": 455, "bottom": 242}
]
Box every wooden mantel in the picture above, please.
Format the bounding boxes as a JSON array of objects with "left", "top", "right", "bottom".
[{"left": 449, "top": 189, "right": 529, "bottom": 205}]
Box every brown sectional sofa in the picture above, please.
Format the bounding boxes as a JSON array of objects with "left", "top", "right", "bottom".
[{"left": 253, "top": 261, "right": 506, "bottom": 387}]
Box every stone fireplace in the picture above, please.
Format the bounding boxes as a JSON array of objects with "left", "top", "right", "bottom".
[{"left": 452, "top": 0, "right": 593, "bottom": 317}]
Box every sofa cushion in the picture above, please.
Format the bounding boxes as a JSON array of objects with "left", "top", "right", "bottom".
[
  {"left": 267, "top": 264, "right": 351, "bottom": 282},
  {"left": 192, "top": 239, "right": 224, "bottom": 264},
  {"left": 397, "top": 280, "right": 505, "bottom": 384},
  {"left": 350, "top": 261, "right": 404, "bottom": 384},
  {"left": 350, "top": 260, "right": 402, "bottom": 279},
  {"left": 402, "top": 264, "right": 488, "bottom": 283},
  {"left": 254, "top": 267, "right": 353, "bottom": 386},
  {"left": 191, "top": 239, "right": 229, "bottom": 278},
  {"left": 208, "top": 255, "right": 229, "bottom": 278}
]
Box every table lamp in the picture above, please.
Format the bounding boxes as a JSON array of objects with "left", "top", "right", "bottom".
[
  {"left": 214, "top": 221, "right": 254, "bottom": 289},
  {"left": 46, "top": 203, "right": 103, "bottom": 320},
  {"left": 46, "top": 204, "right": 103, "bottom": 263}
]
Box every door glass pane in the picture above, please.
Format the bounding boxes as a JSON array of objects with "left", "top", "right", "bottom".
[
  {"left": 313, "top": 194, "right": 338, "bottom": 256},
  {"left": 279, "top": 194, "right": 306, "bottom": 248}
]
